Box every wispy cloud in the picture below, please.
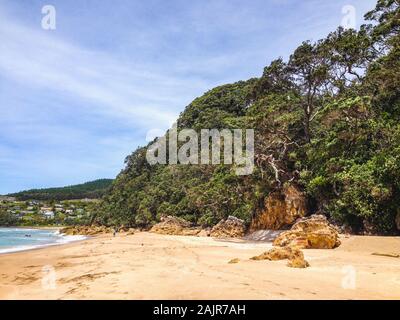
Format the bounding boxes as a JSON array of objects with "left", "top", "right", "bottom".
[{"left": 0, "top": 13, "right": 189, "bottom": 127}]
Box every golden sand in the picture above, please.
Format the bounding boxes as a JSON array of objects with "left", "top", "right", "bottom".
[{"left": 0, "top": 232, "right": 399, "bottom": 300}]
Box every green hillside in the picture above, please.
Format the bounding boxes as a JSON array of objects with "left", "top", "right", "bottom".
[
  {"left": 96, "top": 1, "right": 400, "bottom": 234},
  {"left": 9, "top": 179, "right": 114, "bottom": 201}
]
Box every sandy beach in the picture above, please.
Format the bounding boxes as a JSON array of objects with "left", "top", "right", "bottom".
[{"left": 0, "top": 232, "right": 399, "bottom": 300}]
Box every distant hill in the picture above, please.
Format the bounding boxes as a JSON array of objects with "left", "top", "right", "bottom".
[{"left": 8, "top": 179, "right": 114, "bottom": 201}]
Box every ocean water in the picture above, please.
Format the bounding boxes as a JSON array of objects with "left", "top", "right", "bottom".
[{"left": 0, "top": 228, "right": 86, "bottom": 254}]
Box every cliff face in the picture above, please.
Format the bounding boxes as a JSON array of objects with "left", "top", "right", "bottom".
[{"left": 250, "top": 185, "right": 307, "bottom": 231}]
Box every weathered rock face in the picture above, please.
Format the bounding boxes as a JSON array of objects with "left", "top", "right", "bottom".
[
  {"left": 61, "top": 225, "right": 113, "bottom": 236},
  {"left": 210, "top": 216, "right": 246, "bottom": 238},
  {"left": 251, "top": 246, "right": 310, "bottom": 268},
  {"left": 150, "top": 216, "right": 201, "bottom": 236},
  {"left": 273, "top": 215, "right": 341, "bottom": 249},
  {"left": 250, "top": 185, "right": 307, "bottom": 231},
  {"left": 251, "top": 246, "right": 298, "bottom": 261},
  {"left": 287, "top": 255, "right": 310, "bottom": 268}
]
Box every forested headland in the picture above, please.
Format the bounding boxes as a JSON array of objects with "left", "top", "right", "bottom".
[
  {"left": 87, "top": 1, "right": 400, "bottom": 234},
  {"left": 9, "top": 179, "right": 114, "bottom": 201}
]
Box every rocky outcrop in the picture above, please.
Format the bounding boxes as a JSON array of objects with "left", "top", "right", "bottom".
[
  {"left": 251, "top": 246, "right": 310, "bottom": 268},
  {"left": 287, "top": 255, "right": 310, "bottom": 268},
  {"left": 278, "top": 215, "right": 341, "bottom": 248},
  {"left": 210, "top": 216, "right": 246, "bottom": 238},
  {"left": 250, "top": 185, "right": 307, "bottom": 231},
  {"left": 273, "top": 215, "right": 341, "bottom": 249},
  {"left": 61, "top": 225, "right": 114, "bottom": 236},
  {"left": 150, "top": 216, "right": 201, "bottom": 236}
]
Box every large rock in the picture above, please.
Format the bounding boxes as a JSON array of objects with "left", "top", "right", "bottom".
[
  {"left": 287, "top": 255, "right": 310, "bottom": 268},
  {"left": 150, "top": 216, "right": 201, "bottom": 236},
  {"left": 273, "top": 215, "right": 341, "bottom": 249},
  {"left": 251, "top": 246, "right": 310, "bottom": 268},
  {"left": 210, "top": 216, "right": 246, "bottom": 238},
  {"left": 61, "top": 225, "right": 113, "bottom": 236},
  {"left": 250, "top": 185, "right": 307, "bottom": 231}
]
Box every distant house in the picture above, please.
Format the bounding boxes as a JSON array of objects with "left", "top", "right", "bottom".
[
  {"left": 65, "top": 209, "right": 74, "bottom": 215},
  {"left": 43, "top": 211, "right": 55, "bottom": 219}
]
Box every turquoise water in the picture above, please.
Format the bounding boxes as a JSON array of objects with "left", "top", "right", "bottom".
[{"left": 0, "top": 228, "right": 85, "bottom": 254}]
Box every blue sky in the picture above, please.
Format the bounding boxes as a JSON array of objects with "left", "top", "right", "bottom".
[{"left": 0, "top": 0, "right": 377, "bottom": 194}]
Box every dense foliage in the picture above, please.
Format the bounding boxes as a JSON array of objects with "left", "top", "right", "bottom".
[
  {"left": 9, "top": 179, "right": 114, "bottom": 201},
  {"left": 97, "top": 1, "right": 400, "bottom": 234},
  {"left": 0, "top": 207, "right": 18, "bottom": 226}
]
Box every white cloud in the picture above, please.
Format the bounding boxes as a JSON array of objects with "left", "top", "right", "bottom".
[{"left": 0, "top": 11, "right": 205, "bottom": 129}]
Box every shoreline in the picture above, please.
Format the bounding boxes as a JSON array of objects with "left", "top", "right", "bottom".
[
  {"left": 0, "top": 226, "right": 63, "bottom": 230},
  {"left": 0, "top": 232, "right": 399, "bottom": 299},
  {"left": 0, "top": 227, "right": 88, "bottom": 255}
]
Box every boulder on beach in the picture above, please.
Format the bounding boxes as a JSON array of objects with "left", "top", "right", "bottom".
[
  {"left": 287, "top": 255, "right": 310, "bottom": 268},
  {"left": 250, "top": 185, "right": 307, "bottom": 231},
  {"left": 61, "top": 225, "right": 113, "bottom": 236},
  {"left": 210, "top": 216, "right": 246, "bottom": 238},
  {"left": 251, "top": 246, "right": 310, "bottom": 268},
  {"left": 273, "top": 215, "right": 341, "bottom": 249},
  {"left": 150, "top": 216, "right": 201, "bottom": 236}
]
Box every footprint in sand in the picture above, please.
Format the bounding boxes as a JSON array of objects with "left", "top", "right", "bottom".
[
  {"left": 59, "top": 271, "right": 120, "bottom": 284},
  {"left": 12, "top": 272, "right": 40, "bottom": 285}
]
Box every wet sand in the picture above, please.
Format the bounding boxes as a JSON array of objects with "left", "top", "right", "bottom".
[{"left": 0, "top": 232, "right": 399, "bottom": 300}]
